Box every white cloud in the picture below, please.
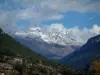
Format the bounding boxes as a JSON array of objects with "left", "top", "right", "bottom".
[
  {"left": 0, "top": 0, "right": 100, "bottom": 45},
  {"left": 0, "top": 11, "right": 17, "bottom": 32},
  {"left": 13, "top": 0, "right": 100, "bottom": 22},
  {"left": 15, "top": 23, "right": 100, "bottom": 44},
  {"left": 40, "top": 0, "right": 100, "bottom": 13},
  {"left": 17, "top": 8, "right": 41, "bottom": 20},
  {"left": 91, "top": 24, "right": 100, "bottom": 34},
  {"left": 48, "top": 23, "right": 100, "bottom": 44},
  {"left": 47, "top": 14, "right": 64, "bottom": 20},
  {"left": 0, "top": 0, "right": 100, "bottom": 32},
  {"left": 49, "top": 23, "right": 66, "bottom": 32}
]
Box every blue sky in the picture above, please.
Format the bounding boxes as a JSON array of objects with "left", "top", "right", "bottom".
[
  {"left": 0, "top": 0, "right": 100, "bottom": 31},
  {"left": 42, "top": 11, "right": 100, "bottom": 28}
]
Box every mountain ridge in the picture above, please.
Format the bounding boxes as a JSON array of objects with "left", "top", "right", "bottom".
[
  {"left": 10, "top": 27, "right": 81, "bottom": 59},
  {"left": 13, "top": 27, "right": 82, "bottom": 46},
  {"left": 0, "top": 28, "right": 57, "bottom": 66},
  {"left": 12, "top": 34, "right": 80, "bottom": 60},
  {"left": 61, "top": 34, "right": 100, "bottom": 69}
]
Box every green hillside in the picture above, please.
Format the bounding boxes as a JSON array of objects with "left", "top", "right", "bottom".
[{"left": 0, "top": 28, "right": 56, "bottom": 66}]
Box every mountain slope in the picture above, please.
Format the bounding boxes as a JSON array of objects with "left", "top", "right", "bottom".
[
  {"left": 10, "top": 27, "right": 80, "bottom": 59},
  {"left": 13, "top": 36, "right": 60, "bottom": 59},
  {"left": 12, "top": 35, "right": 80, "bottom": 60},
  {"left": 0, "top": 28, "right": 85, "bottom": 75},
  {"left": 61, "top": 34, "right": 100, "bottom": 69},
  {"left": 0, "top": 28, "right": 56, "bottom": 66}
]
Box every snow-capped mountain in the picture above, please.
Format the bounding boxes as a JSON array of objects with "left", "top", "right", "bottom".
[
  {"left": 14, "top": 27, "right": 82, "bottom": 46},
  {"left": 10, "top": 26, "right": 81, "bottom": 59},
  {"left": 7, "top": 27, "right": 85, "bottom": 59}
]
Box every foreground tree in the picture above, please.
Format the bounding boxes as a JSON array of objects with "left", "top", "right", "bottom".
[{"left": 88, "top": 60, "right": 100, "bottom": 75}]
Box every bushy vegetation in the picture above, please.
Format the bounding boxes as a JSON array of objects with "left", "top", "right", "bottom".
[{"left": 87, "top": 60, "right": 100, "bottom": 75}]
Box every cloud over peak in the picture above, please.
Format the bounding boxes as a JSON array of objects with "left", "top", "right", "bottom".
[
  {"left": 0, "top": 0, "right": 100, "bottom": 38},
  {"left": 50, "top": 23, "right": 65, "bottom": 31},
  {"left": 91, "top": 25, "right": 100, "bottom": 34},
  {"left": 48, "top": 24, "right": 100, "bottom": 44},
  {"left": 15, "top": 23, "right": 100, "bottom": 45}
]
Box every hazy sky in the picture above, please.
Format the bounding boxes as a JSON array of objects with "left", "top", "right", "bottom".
[{"left": 0, "top": 0, "right": 100, "bottom": 34}]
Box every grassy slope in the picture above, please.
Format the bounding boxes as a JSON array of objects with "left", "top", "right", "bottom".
[{"left": 0, "top": 28, "right": 57, "bottom": 66}]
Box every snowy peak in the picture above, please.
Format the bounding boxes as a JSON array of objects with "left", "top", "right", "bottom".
[
  {"left": 14, "top": 26, "right": 82, "bottom": 46},
  {"left": 89, "top": 34, "right": 100, "bottom": 42},
  {"left": 12, "top": 26, "right": 81, "bottom": 58}
]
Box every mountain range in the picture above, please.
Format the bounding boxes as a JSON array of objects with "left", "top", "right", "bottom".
[
  {"left": 10, "top": 27, "right": 80, "bottom": 59},
  {"left": 1, "top": 27, "right": 100, "bottom": 71},
  {"left": 1, "top": 27, "right": 96, "bottom": 75}
]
